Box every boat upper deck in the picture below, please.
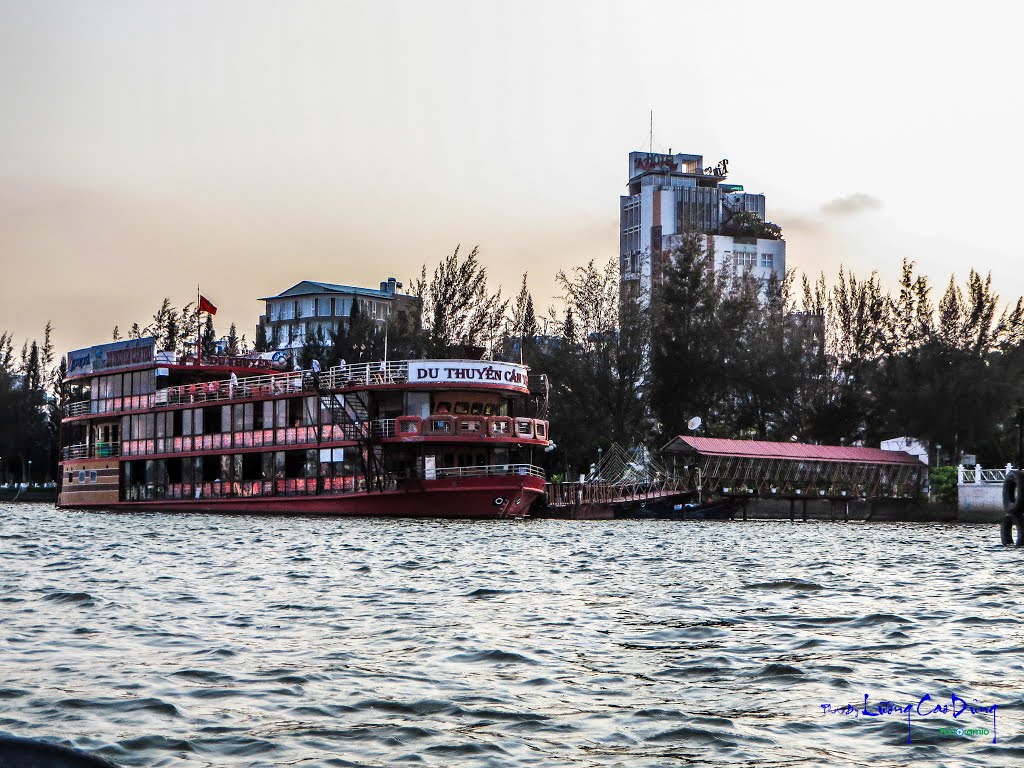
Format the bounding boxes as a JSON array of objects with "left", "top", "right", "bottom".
[{"left": 65, "top": 358, "right": 538, "bottom": 420}]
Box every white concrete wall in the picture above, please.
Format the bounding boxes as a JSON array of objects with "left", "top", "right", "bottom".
[
  {"left": 958, "top": 484, "right": 1005, "bottom": 523},
  {"left": 757, "top": 238, "right": 786, "bottom": 278},
  {"left": 659, "top": 188, "right": 676, "bottom": 236},
  {"left": 707, "top": 235, "right": 786, "bottom": 283},
  {"left": 638, "top": 186, "right": 655, "bottom": 297}
]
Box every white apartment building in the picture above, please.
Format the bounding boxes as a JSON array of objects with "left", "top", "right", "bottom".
[
  {"left": 620, "top": 150, "right": 785, "bottom": 305},
  {"left": 258, "top": 277, "right": 417, "bottom": 351}
]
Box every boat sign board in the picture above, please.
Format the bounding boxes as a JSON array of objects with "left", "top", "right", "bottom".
[
  {"left": 408, "top": 360, "right": 529, "bottom": 391},
  {"left": 67, "top": 337, "right": 157, "bottom": 376}
]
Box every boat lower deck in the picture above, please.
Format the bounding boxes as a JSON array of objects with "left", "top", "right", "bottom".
[{"left": 58, "top": 474, "right": 546, "bottom": 519}]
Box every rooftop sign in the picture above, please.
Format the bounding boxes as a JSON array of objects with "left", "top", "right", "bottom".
[
  {"left": 631, "top": 153, "right": 729, "bottom": 179},
  {"left": 67, "top": 337, "right": 157, "bottom": 377}
]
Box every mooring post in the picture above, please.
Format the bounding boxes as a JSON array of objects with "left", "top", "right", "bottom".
[
  {"left": 829, "top": 501, "right": 835, "bottom": 521},
  {"left": 789, "top": 498, "right": 795, "bottom": 522},
  {"left": 844, "top": 500, "right": 849, "bottom": 521},
  {"left": 742, "top": 499, "right": 747, "bottom": 521},
  {"left": 802, "top": 498, "right": 808, "bottom": 522}
]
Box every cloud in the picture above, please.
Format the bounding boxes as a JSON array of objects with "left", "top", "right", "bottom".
[
  {"left": 772, "top": 212, "right": 821, "bottom": 233},
  {"left": 821, "top": 193, "right": 882, "bottom": 216}
]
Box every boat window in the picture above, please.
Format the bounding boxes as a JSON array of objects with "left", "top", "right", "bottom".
[
  {"left": 435, "top": 402, "right": 451, "bottom": 414},
  {"left": 470, "top": 402, "right": 483, "bottom": 415},
  {"left": 202, "top": 406, "right": 220, "bottom": 435},
  {"left": 241, "top": 452, "right": 262, "bottom": 481},
  {"left": 453, "top": 401, "right": 470, "bottom": 415},
  {"left": 288, "top": 397, "right": 304, "bottom": 426},
  {"left": 482, "top": 403, "right": 495, "bottom": 416},
  {"left": 284, "top": 450, "right": 306, "bottom": 478},
  {"left": 407, "top": 392, "right": 430, "bottom": 418},
  {"left": 253, "top": 401, "right": 267, "bottom": 430}
]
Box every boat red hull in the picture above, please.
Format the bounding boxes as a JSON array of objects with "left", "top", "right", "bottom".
[{"left": 58, "top": 476, "right": 545, "bottom": 519}]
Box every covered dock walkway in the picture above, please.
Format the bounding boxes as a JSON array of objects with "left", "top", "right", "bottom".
[{"left": 662, "top": 436, "right": 928, "bottom": 502}]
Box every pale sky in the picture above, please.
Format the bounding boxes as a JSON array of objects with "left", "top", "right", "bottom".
[{"left": 2, "top": 1, "right": 1022, "bottom": 356}]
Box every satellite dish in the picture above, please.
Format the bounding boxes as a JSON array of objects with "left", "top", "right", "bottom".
[{"left": 687, "top": 416, "right": 702, "bottom": 432}]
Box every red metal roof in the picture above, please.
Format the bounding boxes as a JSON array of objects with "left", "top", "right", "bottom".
[{"left": 664, "top": 435, "right": 924, "bottom": 466}]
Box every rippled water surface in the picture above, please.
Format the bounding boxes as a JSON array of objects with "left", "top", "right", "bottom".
[{"left": 2, "top": 503, "right": 1021, "bottom": 766}]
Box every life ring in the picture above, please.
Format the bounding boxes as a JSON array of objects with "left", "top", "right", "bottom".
[
  {"left": 1000, "top": 513, "right": 1024, "bottom": 546},
  {"left": 1002, "top": 471, "right": 1024, "bottom": 515},
  {"left": 493, "top": 497, "right": 506, "bottom": 507}
]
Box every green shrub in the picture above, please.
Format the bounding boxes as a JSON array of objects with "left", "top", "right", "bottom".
[{"left": 930, "top": 466, "right": 958, "bottom": 507}]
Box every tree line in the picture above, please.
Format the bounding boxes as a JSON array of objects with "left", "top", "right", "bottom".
[
  {"left": 290, "top": 236, "right": 1024, "bottom": 476},
  {"left": 6, "top": 230, "right": 1023, "bottom": 483},
  {"left": 535, "top": 232, "right": 1024, "bottom": 475},
  {"left": 0, "top": 323, "right": 60, "bottom": 484}
]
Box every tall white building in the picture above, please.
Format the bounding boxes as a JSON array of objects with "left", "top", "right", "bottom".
[{"left": 620, "top": 150, "right": 785, "bottom": 305}]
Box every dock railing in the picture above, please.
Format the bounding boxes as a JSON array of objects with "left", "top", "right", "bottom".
[
  {"left": 958, "top": 464, "right": 1015, "bottom": 485},
  {"left": 545, "top": 477, "right": 684, "bottom": 508}
]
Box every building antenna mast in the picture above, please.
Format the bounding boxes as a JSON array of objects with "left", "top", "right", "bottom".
[{"left": 649, "top": 109, "right": 653, "bottom": 154}]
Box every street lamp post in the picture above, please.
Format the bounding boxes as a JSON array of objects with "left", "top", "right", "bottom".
[
  {"left": 27, "top": 460, "right": 33, "bottom": 487},
  {"left": 1017, "top": 407, "right": 1023, "bottom": 470}
]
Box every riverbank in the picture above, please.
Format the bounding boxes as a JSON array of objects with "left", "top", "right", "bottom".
[
  {"left": 730, "top": 498, "right": 957, "bottom": 523},
  {"left": 539, "top": 497, "right": 962, "bottom": 523},
  {"left": 0, "top": 487, "right": 57, "bottom": 504}
]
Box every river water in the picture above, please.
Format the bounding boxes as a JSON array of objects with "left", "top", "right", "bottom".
[{"left": 1, "top": 503, "right": 1019, "bottom": 767}]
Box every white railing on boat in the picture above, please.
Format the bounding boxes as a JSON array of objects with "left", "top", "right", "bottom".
[
  {"left": 68, "top": 400, "right": 92, "bottom": 417},
  {"left": 958, "top": 464, "right": 1015, "bottom": 485},
  {"left": 63, "top": 442, "right": 121, "bottom": 460},
  {"left": 66, "top": 396, "right": 154, "bottom": 417},
  {"left": 64, "top": 417, "right": 550, "bottom": 461},
  {"left": 120, "top": 464, "right": 545, "bottom": 502},
  {"left": 65, "top": 358, "right": 533, "bottom": 417},
  {"left": 432, "top": 464, "right": 545, "bottom": 479}
]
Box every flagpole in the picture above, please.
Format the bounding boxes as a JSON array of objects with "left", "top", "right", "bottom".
[{"left": 196, "top": 283, "right": 202, "bottom": 366}]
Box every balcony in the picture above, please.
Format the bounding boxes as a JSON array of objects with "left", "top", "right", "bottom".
[
  {"left": 63, "top": 442, "right": 121, "bottom": 460},
  {"left": 66, "top": 396, "right": 154, "bottom": 418},
  {"left": 62, "top": 415, "right": 549, "bottom": 462},
  {"left": 115, "top": 425, "right": 359, "bottom": 458}
]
